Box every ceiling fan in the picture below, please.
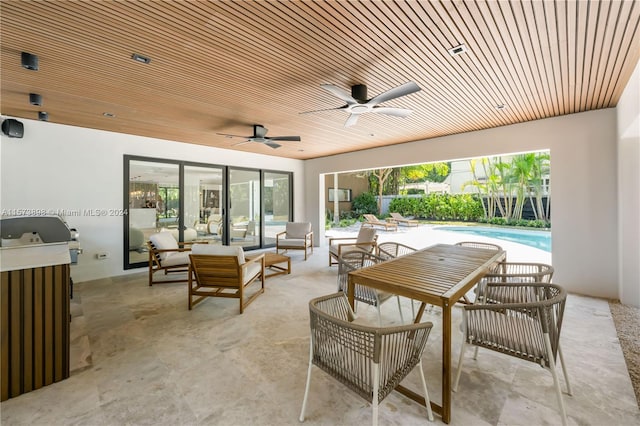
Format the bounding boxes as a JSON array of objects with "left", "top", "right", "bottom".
[
  {"left": 217, "top": 124, "right": 301, "bottom": 149},
  {"left": 301, "top": 81, "right": 421, "bottom": 127}
]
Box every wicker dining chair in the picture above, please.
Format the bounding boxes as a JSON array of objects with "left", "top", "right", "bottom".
[
  {"left": 377, "top": 242, "right": 419, "bottom": 316},
  {"left": 453, "top": 283, "right": 572, "bottom": 425},
  {"left": 479, "top": 262, "right": 554, "bottom": 303},
  {"left": 337, "top": 251, "right": 404, "bottom": 325},
  {"left": 454, "top": 241, "right": 506, "bottom": 303},
  {"left": 376, "top": 241, "right": 417, "bottom": 260},
  {"left": 454, "top": 240, "right": 504, "bottom": 252},
  {"left": 299, "top": 292, "right": 434, "bottom": 426}
]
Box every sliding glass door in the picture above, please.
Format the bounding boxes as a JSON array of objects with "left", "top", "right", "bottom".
[
  {"left": 126, "top": 159, "right": 180, "bottom": 266},
  {"left": 228, "top": 168, "right": 261, "bottom": 249},
  {"left": 184, "top": 165, "right": 224, "bottom": 245},
  {"left": 125, "top": 156, "right": 292, "bottom": 269},
  {"left": 263, "top": 171, "right": 291, "bottom": 246}
]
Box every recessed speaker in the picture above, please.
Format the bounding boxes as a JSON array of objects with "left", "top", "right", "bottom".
[
  {"left": 2, "top": 119, "right": 24, "bottom": 138},
  {"left": 21, "top": 52, "right": 39, "bottom": 71},
  {"left": 29, "top": 93, "right": 43, "bottom": 106}
]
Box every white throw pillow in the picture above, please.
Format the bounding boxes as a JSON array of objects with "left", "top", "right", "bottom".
[{"left": 149, "top": 231, "right": 179, "bottom": 262}]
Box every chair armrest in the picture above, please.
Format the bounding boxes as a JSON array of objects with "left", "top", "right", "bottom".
[
  {"left": 152, "top": 247, "right": 191, "bottom": 253},
  {"left": 328, "top": 236, "right": 357, "bottom": 245}
]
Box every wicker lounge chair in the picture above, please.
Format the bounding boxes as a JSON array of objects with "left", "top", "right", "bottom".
[{"left": 299, "top": 292, "right": 434, "bottom": 426}]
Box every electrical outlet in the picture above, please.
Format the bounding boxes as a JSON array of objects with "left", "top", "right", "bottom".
[{"left": 96, "top": 252, "right": 110, "bottom": 260}]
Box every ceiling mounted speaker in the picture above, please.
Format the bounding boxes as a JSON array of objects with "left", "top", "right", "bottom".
[
  {"left": 29, "top": 93, "right": 43, "bottom": 106},
  {"left": 21, "top": 52, "right": 39, "bottom": 70},
  {"left": 2, "top": 119, "right": 24, "bottom": 138}
]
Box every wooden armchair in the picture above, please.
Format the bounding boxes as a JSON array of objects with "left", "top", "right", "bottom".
[
  {"left": 276, "top": 222, "right": 313, "bottom": 260},
  {"left": 147, "top": 231, "right": 193, "bottom": 286},
  {"left": 188, "top": 244, "right": 265, "bottom": 313},
  {"left": 328, "top": 226, "right": 378, "bottom": 266},
  {"left": 362, "top": 214, "right": 398, "bottom": 231}
]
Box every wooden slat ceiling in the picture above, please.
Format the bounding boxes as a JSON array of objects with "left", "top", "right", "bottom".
[{"left": 1, "top": 1, "right": 639, "bottom": 160}]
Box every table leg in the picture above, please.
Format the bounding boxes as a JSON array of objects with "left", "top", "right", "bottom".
[
  {"left": 442, "top": 301, "right": 452, "bottom": 424},
  {"left": 347, "top": 277, "right": 355, "bottom": 310}
]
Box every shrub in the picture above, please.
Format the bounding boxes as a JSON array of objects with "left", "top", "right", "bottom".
[{"left": 351, "top": 192, "right": 378, "bottom": 215}]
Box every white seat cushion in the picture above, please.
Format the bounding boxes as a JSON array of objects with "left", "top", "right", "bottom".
[
  {"left": 279, "top": 238, "right": 307, "bottom": 247},
  {"left": 162, "top": 251, "right": 190, "bottom": 267},
  {"left": 191, "top": 243, "right": 245, "bottom": 264}
]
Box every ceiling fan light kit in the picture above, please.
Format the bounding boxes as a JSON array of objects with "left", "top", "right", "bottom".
[{"left": 301, "top": 81, "right": 421, "bottom": 127}]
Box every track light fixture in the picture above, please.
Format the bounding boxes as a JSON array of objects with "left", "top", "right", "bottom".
[
  {"left": 38, "top": 112, "right": 49, "bottom": 121},
  {"left": 29, "top": 93, "right": 43, "bottom": 106},
  {"left": 21, "top": 52, "right": 39, "bottom": 70}
]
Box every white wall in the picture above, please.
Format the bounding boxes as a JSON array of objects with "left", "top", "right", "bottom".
[
  {"left": 306, "top": 109, "right": 620, "bottom": 300},
  {"left": 0, "top": 119, "right": 305, "bottom": 283},
  {"left": 616, "top": 60, "right": 640, "bottom": 307}
]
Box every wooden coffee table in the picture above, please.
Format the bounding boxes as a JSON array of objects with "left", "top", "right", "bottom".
[{"left": 262, "top": 252, "right": 291, "bottom": 278}]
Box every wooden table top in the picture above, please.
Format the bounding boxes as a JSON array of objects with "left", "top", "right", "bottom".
[{"left": 348, "top": 243, "right": 505, "bottom": 306}]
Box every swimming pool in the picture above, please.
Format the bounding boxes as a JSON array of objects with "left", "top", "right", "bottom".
[{"left": 435, "top": 226, "right": 551, "bottom": 252}]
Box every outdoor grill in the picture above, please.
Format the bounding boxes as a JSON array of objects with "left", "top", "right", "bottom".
[{"left": 0, "top": 215, "right": 81, "bottom": 401}]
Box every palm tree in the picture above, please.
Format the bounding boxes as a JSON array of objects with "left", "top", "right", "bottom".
[{"left": 510, "top": 154, "right": 536, "bottom": 220}]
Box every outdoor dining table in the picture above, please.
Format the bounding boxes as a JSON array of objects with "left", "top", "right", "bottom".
[{"left": 347, "top": 243, "right": 506, "bottom": 424}]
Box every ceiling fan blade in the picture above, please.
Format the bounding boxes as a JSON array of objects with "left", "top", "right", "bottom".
[
  {"left": 321, "top": 84, "right": 358, "bottom": 105},
  {"left": 264, "top": 141, "right": 281, "bottom": 149},
  {"left": 253, "top": 124, "right": 267, "bottom": 138},
  {"left": 344, "top": 113, "right": 359, "bottom": 128},
  {"left": 299, "top": 106, "right": 347, "bottom": 114},
  {"left": 367, "top": 81, "right": 421, "bottom": 106},
  {"left": 372, "top": 106, "right": 413, "bottom": 117},
  {"left": 269, "top": 136, "right": 301, "bottom": 141},
  {"left": 216, "top": 132, "right": 249, "bottom": 138}
]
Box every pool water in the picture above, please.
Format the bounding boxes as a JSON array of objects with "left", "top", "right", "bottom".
[{"left": 435, "top": 226, "right": 551, "bottom": 252}]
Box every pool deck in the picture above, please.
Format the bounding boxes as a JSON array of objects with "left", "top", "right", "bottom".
[{"left": 326, "top": 222, "right": 551, "bottom": 264}]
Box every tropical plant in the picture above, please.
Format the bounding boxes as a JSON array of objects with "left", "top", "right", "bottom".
[{"left": 351, "top": 191, "right": 378, "bottom": 215}]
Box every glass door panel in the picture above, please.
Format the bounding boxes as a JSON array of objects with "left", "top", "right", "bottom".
[
  {"left": 229, "top": 168, "right": 260, "bottom": 249},
  {"left": 263, "top": 171, "right": 291, "bottom": 246},
  {"left": 127, "top": 159, "right": 179, "bottom": 267},
  {"left": 184, "top": 165, "right": 224, "bottom": 245}
]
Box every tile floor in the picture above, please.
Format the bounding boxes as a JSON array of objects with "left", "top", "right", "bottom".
[{"left": 1, "top": 245, "right": 638, "bottom": 425}]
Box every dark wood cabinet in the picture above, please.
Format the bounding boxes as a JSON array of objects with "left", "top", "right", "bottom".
[{"left": 1, "top": 264, "right": 70, "bottom": 401}]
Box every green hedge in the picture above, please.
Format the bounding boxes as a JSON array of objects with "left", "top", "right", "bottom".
[{"left": 389, "top": 194, "right": 483, "bottom": 221}]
